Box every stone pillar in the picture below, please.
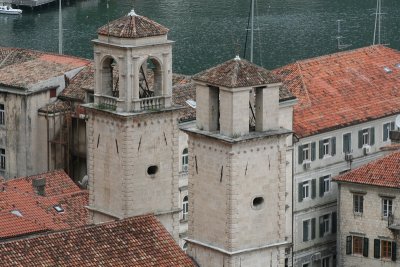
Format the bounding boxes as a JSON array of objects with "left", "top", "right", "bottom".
[
  {"left": 132, "top": 56, "right": 141, "bottom": 111},
  {"left": 255, "top": 84, "right": 280, "bottom": 131},
  {"left": 219, "top": 87, "right": 250, "bottom": 136},
  {"left": 196, "top": 84, "right": 219, "bottom": 131},
  {"left": 162, "top": 52, "right": 172, "bottom": 108}
]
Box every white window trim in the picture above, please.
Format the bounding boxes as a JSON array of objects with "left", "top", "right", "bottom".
[
  {"left": 182, "top": 195, "right": 188, "bottom": 221},
  {"left": 382, "top": 198, "right": 393, "bottom": 218},
  {"left": 182, "top": 148, "right": 189, "bottom": 172},
  {"left": 323, "top": 175, "right": 331, "bottom": 194},
  {"left": 302, "top": 143, "right": 311, "bottom": 162},
  {"left": 302, "top": 180, "right": 311, "bottom": 200},
  {"left": 322, "top": 138, "right": 331, "bottom": 158},
  {"left": 362, "top": 128, "right": 370, "bottom": 147},
  {"left": 353, "top": 194, "right": 364, "bottom": 214}
]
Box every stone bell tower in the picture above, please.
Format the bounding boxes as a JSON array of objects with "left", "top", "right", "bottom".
[
  {"left": 84, "top": 9, "right": 180, "bottom": 240},
  {"left": 183, "top": 56, "right": 295, "bottom": 266}
]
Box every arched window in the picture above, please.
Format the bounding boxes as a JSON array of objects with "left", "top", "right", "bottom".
[
  {"left": 182, "top": 195, "right": 188, "bottom": 221},
  {"left": 182, "top": 148, "right": 188, "bottom": 172},
  {"left": 101, "top": 57, "right": 119, "bottom": 98}
]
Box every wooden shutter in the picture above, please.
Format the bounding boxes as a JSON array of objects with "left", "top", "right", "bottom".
[
  {"left": 319, "top": 140, "right": 324, "bottom": 159},
  {"left": 332, "top": 212, "right": 337, "bottom": 234},
  {"left": 346, "top": 236, "right": 352, "bottom": 255},
  {"left": 392, "top": 242, "right": 397, "bottom": 261},
  {"left": 370, "top": 127, "right": 375, "bottom": 145},
  {"left": 383, "top": 123, "right": 389, "bottom": 141},
  {"left": 298, "top": 183, "right": 303, "bottom": 202},
  {"left": 358, "top": 130, "right": 363, "bottom": 148},
  {"left": 319, "top": 216, "right": 324, "bottom": 238},
  {"left": 311, "top": 179, "right": 316, "bottom": 199},
  {"left": 374, "top": 239, "right": 380, "bottom": 259},
  {"left": 311, "top": 218, "right": 316, "bottom": 240},
  {"left": 363, "top": 237, "right": 369, "bottom": 257},
  {"left": 298, "top": 145, "right": 303, "bottom": 164},
  {"left": 331, "top": 137, "right": 336, "bottom": 155},
  {"left": 311, "top": 142, "right": 316, "bottom": 161},
  {"left": 319, "top": 177, "right": 324, "bottom": 197},
  {"left": 303, "top": 221, "right": 308, "bottom": 242}
]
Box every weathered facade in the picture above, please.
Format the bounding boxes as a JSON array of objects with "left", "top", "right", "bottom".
[
  {"left": 334, "top": 151, "right": 400, "bottom": 267},
  {"left": 84, "top": 10, "right": 180, "bottom": 240},
  {"left": 184, "top": 57, "right": 296, "bottom": 266},
  {"left": 274, "top": 46, "right": 400, "bottom": 267}
]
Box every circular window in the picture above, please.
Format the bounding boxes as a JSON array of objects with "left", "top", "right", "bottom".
[
  {"left": 252, "top": 196, "right": 264, "bottom": 210},
  {"left": 147, "top": 165, "right": 159, "bottom": 177}
]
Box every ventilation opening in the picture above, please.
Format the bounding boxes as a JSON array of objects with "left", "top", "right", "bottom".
[
  {"left": 147, "top": 165, "right": 159, "bottom": 177},
  {"left": 252, "top": 196, "right": 264, "bottom": 210}
]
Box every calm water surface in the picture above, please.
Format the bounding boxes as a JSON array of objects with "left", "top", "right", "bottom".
[{"left": 1, "top": 0, "right": 400, "bottom": 74}]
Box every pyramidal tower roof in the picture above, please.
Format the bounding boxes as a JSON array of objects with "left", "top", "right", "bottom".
[
  {"left": 193, "top": 56, "right": 281, "bottom": 88},
  {"left": 97, "top": 9, "right": 169, "bottom": 39}
]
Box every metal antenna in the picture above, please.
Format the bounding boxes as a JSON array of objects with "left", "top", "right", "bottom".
[
  {"left": 336, "top": 20, "right": 351, "bottom": 50},
  {"left": 58, "top": 0, "right": 63, "bottom": 54},
  {"left": 107, "top": 0, "right": 110, "bottom": 43},
  {"left": 373, "top": 0, "right": 385, "bottom": 45}
]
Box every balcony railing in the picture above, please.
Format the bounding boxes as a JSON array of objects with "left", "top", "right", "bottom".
[
  {"left": 134, "top": 96, "right": 165, "bottom": 111},
  {"left": 97, "top": 95, "right": 117, "bottom": 110}
]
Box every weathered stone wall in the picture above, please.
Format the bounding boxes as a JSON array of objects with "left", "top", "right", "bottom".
[
  {"left": 338, "top": 183, "right": 400, "bottom": 267},
  {"left": 87, "top": 108, "right": 180, "bottom": 240}
]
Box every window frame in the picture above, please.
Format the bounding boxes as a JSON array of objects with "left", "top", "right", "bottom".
[
  {"left": 323, "top": 175, "right": 331, "bottom": 194},
  {"left": 362, "top": 128, "right": 370, "bottom": 146},
  {"left": 323, "top": 138, "right": 330, "bottom": 157},
  {"left": 182, "top": 195, "right": 188, "bottom": 221},
  {"left": 381, "top": 240, "right": 392, "bottom": 259},
  {"left": 302, "top": 219, "right": 311, "bottom": 242},
  {"left": 353, "top": 194, "right": 364, "bottom": 214},
  {"left": 303, "top": 143, "right": 311, "bottom": 162},
  {"left": 0, "top": 104, "right": 4, "bottom": 126},
  {"left": 302, "top": 181, "right": 310, "bottom": 200},
  {"left": 322, "top": 256, "right": 330, "bottom": 267},
  {"left": 343, "top": 132, "right": 352, "bottom": 154},
  {"left": 383, "top": 121, "right": 395, "bottom": 142},
  {"left": 382, "top": 198, "right": 393, "bottom": 218},
  {"left": 0, "top": 148, "right": 5, "bottom": 170},
  {"left": 353, "top": 236, "right": 364, "bottom": 255},
  {"left": 182, "top": 148, "right": 189, "bottom": 172}
]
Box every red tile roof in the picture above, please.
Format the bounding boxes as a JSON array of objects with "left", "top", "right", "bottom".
[
  {"left": 0, "top": 214, "right": 195, "bottom": 267},
  {"left": 0, "top": 170, "right": 88, "bottom": 240},
  {"left": 194, "top": 57, "right": 283, "bottom": 88},
  {"left": 0, "top": 47, "right": 89, "bottom": 89},
  {"left": 97, "top": 11, "right": 169, "bottom": 39},
  {"left": 274, "top": 45, "right": 400, "bottom": 138},
  {"left": 333, "top": 150, "right": 400, "bottom": 188}
]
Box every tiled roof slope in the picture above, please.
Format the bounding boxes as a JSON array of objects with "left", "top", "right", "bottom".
[
  {"left": 0, "top": 214, "right": 195, "bottom": 267},
  {"left": 333, "top": 150, "right": 400, "bottom": 188},
  {"left": 0, "top": 170, "right": 88, "bottom": 240},
  {"left": 172, "top": 75, "right": 196, "bottom": 121},
  {"left": 59, "top": 62, "right": 95, "bottom": 101},
  {"left": 0, "top": 47, "right": 89, "bottom": 89},
  {"left": 194, "top": 57, "right": 283, "bottom": 88},
  {"left": 274, "top": 45, "right": 400, "bottom": 138},
  {"left": 97, "top": 11, "right": 169, "bottom": 39}
]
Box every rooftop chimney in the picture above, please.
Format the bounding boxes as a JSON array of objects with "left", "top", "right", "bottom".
[{"left": 32, "top": 177, "right": 46, "bottom": 196}]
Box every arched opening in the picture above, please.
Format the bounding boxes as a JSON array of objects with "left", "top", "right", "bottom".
[
  {"left": 101, "top": 56, "right": 119, "bottom": 98},
  {"left": 139, "top": 57, "right": 162, "bottom": 98}
]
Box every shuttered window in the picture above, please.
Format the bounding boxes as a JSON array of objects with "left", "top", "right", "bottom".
[
  {"left": 383, "top": 122, "right": 395, "bottom": 142},
  {"left": 343, "top": 133, "right": 351, "bottom": 153}
]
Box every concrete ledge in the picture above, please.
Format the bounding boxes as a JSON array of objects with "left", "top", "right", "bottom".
[{"left": 185, "top": 238, "right": 290, "bottom": 256}]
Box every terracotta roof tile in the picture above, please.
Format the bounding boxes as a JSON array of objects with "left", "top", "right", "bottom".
[
  {"left": 0, "top": 214, "right": 195, "bottom": 266},
  {"left": 0, "top": 170, "right": 88, "bottom": 240},
  {"left": 97, "top": 11, "right": 169, "bottom": 39},
  {"left": 193, "top": 57, "right": 283, "bottom": 88},
  {"left": 333, "top": 150, "right": 400, "bottom": 188},
  {"left": 0, "top": 47, "right": 90, "bottom": 89},
  {"left": 274, "top": 45, "right": 400, "bottom": 138}
]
